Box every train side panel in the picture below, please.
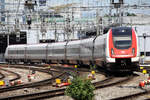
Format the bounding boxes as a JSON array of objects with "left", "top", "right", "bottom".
[
  {"left": 131, "top": 29, "right": 140, "bottom": 63},
  {"left": 47, "top": 42, "right": 66, "bottom": 63},
  {"left": 105, "top": 29, "right": 115, "bottom": 63},
  {"left": 66, "top": 40, "right": 80, "bottom": 61},
  {"left": 80, "top": 38, "right": 94, "bottom": 64},
  {"left": 26, "top": 44, "right": 47, "bottom": 62},
  {"left": 94, "top": 34, "right": 107, "bottom": 65},
  {"left": 15, "top": 45, "right": 26, "bottom": 61},
  {"left": 5, "top": 45, "right": 26, "bottom": 62}
]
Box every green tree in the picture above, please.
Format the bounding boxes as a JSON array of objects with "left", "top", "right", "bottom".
[{"left": 65, "top": 76, "right": 95, "bottom": 100}]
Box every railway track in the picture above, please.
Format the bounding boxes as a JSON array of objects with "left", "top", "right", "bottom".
[
  {"left": 0, "top": 64, "right": 74, "bottom": 99},
  {"left": 0, "top": 67, "right": 67, "bottom": 93},
  {"left": 0, "top": 88, "right": 65, "bottom": 100},
  {"left": 0, "top": 64, "right": 76, "bottom": 96},
  {"left": 109, "top": 74, "right": 150, "bottom": 100},
  {"left": 94, "top": 76, "right": 135, "bottom": 89},
  {"left": 107, "top": 66, "right": 150, "bottom": 99},
  {"left": 111, "top": 89, "right": 150, "bottom": 100},
  {"left": 0, "top": 72, "right": 5, "bottom": 80},
  {"left": 0, "top": 72, "right": 66, "bottom": 93},
  {"left": 0, "top": 74, "right": 136, "bottom": 100},
  {"left": 0, "top": 64, "right": 138, "bottom": 100},
  {"left": 0, "top": 68, "right": 21, "bottom": 82}
]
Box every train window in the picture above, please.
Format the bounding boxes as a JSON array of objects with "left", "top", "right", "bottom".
[
  {"left": 113, "top": 37, "right": 132, "bottom": 49},
  {"left": 52, "top": 49, "right": 65, "bottom": 54},
  {"left": 8, "top": 50, "right": 16, "bottom": 54},
  {"left": 146, "top": 52, "right": 150, "bottom": 56},
  {"left": 8, "top": 50, "right": 25, "bottom": 54},
  {"left": 113, "top": 36, "right": 131, "bottom": 41},
  {"left": 27, "top": 50, "right": 45, "bottom": 54},
  {"left": 17, "top": 50, "right": 24, "bottom": 54},
  {"left": 140, "top": 52, "right": 144, "bottom": 56},
  {"left": 112, "top": 27, "right": 132, "bottom": 49},
  {"left": 140, "top": 52, "right": 150, "bottom": 56},
  {"left": 68, "top": 48, "right": 80, "bottom": 54}
]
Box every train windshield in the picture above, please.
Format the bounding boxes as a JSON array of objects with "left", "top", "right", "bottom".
[{"left": 112, "top": 27, "right": 132, "bottom": 49}]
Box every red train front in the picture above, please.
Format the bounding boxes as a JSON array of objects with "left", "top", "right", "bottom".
[{"left": 106, "top": 27, "right": 139, "bottom": 67}]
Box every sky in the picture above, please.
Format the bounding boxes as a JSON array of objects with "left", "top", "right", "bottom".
[
  {"left": 46, "top": 0, "right": 150, "bottom": 6},
  {"left": 44, "top": 0, "right": 150, "bottom": 16}
]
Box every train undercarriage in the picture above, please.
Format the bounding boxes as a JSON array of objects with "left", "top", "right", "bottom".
[{"left": 6, "top": 58, "right": 139, "bottom": 72}]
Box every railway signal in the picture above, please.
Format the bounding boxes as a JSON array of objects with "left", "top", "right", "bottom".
[
  {"left": 139, "top": 70, "right": 150, "bottom": 88},
  {"left": 143, "top": 33, "right": 147, "bottom": 64},
  {"left": 91, "top": 70, "right": 96, "bottom": 79},
  {"left": 91, "top": 70, "right": 95, "bottom": 75},
  {"left": 87, "top": 71, "right": 96, "bottom": 80},
  {"left": 140, "top": 66, "right": 144, "bottom": 70},
  {"left": 74, "top": 65, "right": 78, "bottom": 68},
  {"left": 142, "top": 69, "right": 147, "bottom": 74},
  {"left": 139, "top": 79, "right": 150, "bottom": 88},
  {"left": 27, "top": 74, "right": 35, "bottom": 82},
  {"left": 74, "top": 65, "right": 78, "bottom": 73},
  {"left": 56, "top": 78, "right": 61, "bottom": 84},
  {"left": 67, "top": 79, "right": 71, "bottom": 84},
  {"left": 0, "top": 80, "right": 5, "bottom": 86},
  {"left": 48, "top": 65, "right": 51, "bottom": 69},
  {"left": 55, "top": 78, "right": 70, "bottom": 87},
  {"left": 139, "top": 81, "right": 145, "bottom": 87},
  {"left": 4, "top": 79, "right": 10, "bottom": 86},
  {"left": 32, "top": 70, "right": 36, "bottom": 74},
  {"left": 27, "top": 15, "right": 32, "bottom": 29},
  {"left": 10, "top": 80, "right": 23, "bottom": 86}
]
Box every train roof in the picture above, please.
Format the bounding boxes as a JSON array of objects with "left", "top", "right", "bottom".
[{"left": 111, "top": 27, "right": 132, "bottom": 30}]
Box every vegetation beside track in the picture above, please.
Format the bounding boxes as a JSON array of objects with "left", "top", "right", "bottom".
[{"left": 65, "top": 76, "right": 95, "bottom": 100}]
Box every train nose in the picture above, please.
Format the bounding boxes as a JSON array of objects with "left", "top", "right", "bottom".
[
  {"left": 116, "top": 50, "right": 129, "bottom": 55},
  {"left": 111, "top": 49, "right": 134, "bottom": 58},
  {"left": 121, "top": 51, "right": 126, "bottom": 54}
]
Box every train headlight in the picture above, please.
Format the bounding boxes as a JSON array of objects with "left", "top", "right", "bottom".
[
  {"left": 132, "top": 48, "right": 135, "bottom": 54},
  {"left": 111, "top": 48, "right": 114, "bottom": 55}
]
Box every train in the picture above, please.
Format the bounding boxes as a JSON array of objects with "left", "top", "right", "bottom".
[{"left": 4, "top": 27, "right": 140, "bottom": 70}]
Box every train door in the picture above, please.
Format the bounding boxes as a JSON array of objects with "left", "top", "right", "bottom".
[
  {"left": 66, "top": 40, "right": 80, "bottom": 64},
  {"left": 65, "top": 41, "right": 69, "bottom": 63},
  {"left": 45, "top": 44, "right": 48, "bottom": 63},
  {"left": 80, "top": 38, "right": 94, "bottom": 65},
  {"left": 24, "top": 45, "right": 27, "bottom": 63}
]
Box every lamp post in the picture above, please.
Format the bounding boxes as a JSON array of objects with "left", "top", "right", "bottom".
[{"left": 143, "top": 33, "right": 147, "bottom": 63}]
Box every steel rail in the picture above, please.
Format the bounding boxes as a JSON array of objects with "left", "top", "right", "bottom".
[
  {"left": 0, "top": 72, "right": 5, "bottom": 80},
  {"left": 0, "top": 72, "right": 65, "bottom": 93},
  {"left": 111, "top": 90, "right": 150, "bottom": 100},
  {"left": 0, "top": 68, "right": 21, "bottom": 81},
  {"left": 0, "top": 76, "right": 135, "bottom": 100}
]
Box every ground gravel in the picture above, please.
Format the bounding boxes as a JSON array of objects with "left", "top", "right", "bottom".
[
  {"left": 46, "top": 72, "right": 150, "bottom": 100},
  {"left": 0, "top": 67, "right": 51, "bottom": 98}
]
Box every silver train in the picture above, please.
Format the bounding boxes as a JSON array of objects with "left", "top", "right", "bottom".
[{"left": 5, "top": 27, "right": 140, "bottom": 68}]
